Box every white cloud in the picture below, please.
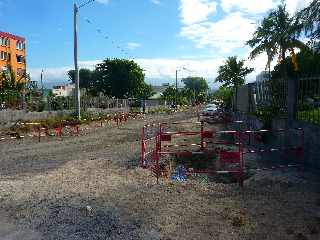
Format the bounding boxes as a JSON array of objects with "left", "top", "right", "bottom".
[
  {"left": 220, "top": 0, "right": 277, "bottom": 14},
  {"left": 151, "top": 0, "right": 161, "bottom": 5},
  {"left": 180, "top": 12, "right": 256, "bottom": 53},
  {"left": 285, "top": 0, "right": 312, "bottom": 15},
  {"left": 244, "top": 52, "right": 277, "bottom": 83},
  {"left": 179, "top": 0, "right": 217, "bottom": 25},
  {"left": 95, "top": 0, "right": 110, "bottom": 4},
  {"left": 220, "top": 0, "right": 312, "bottom": 16},
  {"left": 29, "top": 57, "right": 227, "bottom": 88},
  {"left": 127, "top": 42, "right": 141, "bottom": 50},
  {"left": 178, "top": 0, "right": 312, "bottom": 55}
]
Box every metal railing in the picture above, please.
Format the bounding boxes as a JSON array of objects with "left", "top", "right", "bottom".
[
  {"left": 0, "top": 94, "right": 168, "bottom": 113},
  {"left": 296, "top": 75, "right": 320, "bottom": 124}
]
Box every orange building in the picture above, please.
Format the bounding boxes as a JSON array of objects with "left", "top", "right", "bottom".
[{"left": 0, "top": 31, "right": 26, "bottom": 78}]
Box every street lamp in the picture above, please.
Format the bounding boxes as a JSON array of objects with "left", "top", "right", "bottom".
[
  {"left": 74, "top": 0, "right": 96, "bottom": 119},
  {"left": 175, "top": 66, "right": 192, "bottom": 109}
]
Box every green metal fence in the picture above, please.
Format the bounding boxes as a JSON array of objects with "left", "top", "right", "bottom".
[{"left": 296, "top": 75, "right": 320, "bottom": 124}]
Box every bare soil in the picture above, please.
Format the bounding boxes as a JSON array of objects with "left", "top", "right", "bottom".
[{"left": 0, "top": 111, "right": 319, "bottom": 240}]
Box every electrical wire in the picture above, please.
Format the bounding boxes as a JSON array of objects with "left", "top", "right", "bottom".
[
  {"left": 82, "top": 16, "right": 137, "bottom": 60},
  {"left": 78, "top": 0, "right": 96, "bottom": 9}
]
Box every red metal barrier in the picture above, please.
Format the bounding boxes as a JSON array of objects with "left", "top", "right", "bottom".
[{"left": 140, "top": 121, "right": 245, "bottom": 185}]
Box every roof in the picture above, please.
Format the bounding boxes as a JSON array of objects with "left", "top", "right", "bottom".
[
  {"left": 152, "top": 85, "right": 169, "bottom": 93},
  {"left": 0, "top": 31, "right": 25, "bottom": 42}
]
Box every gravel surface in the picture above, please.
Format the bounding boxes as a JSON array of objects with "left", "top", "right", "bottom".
[{"left": 0, "top": 111, "right": 319, "bottom": 240}]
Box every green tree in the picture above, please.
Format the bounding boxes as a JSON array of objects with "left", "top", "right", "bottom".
[
  {"left": 212, "top": 87, "right": 233, "bottom": 110},
  {"left": 94, "top": 58, "right": 152, "bottom": 99},
  {"left": 272, "top": 50, "right": 320, "bottom": 79},
  {"left": 215, "top": 56, "right": 253, "bottom": 89},
  {"left": 182, "top": 76, "right": 209, "bottom": 103},
  {"left": 67, "top": 68, "right": 94, "bottom": 93},
  {"left": 0, "top": 66, "right": 29, "bottom": 108},
  {"left": 161, "top": 86, "right": 176, "bottom": 103}
]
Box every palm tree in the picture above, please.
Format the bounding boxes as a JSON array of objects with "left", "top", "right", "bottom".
[
  {"left": 247, "top": 4, "right": 307, "bottom": 78},
  {"left": 297, "top": 0, "right": 320, "bottom": 40}
]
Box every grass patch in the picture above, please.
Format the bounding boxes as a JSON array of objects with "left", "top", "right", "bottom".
[{"left": 297, "top": 108, "right": 320, "bottom": 124}]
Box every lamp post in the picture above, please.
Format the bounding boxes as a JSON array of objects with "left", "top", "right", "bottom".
[{"left": 175, "top": 66, "right": 192, "bottom": 109}]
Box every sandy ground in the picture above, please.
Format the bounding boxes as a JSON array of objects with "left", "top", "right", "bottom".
[{"left": 0, "top": 110, "right": 319, "bottom": 240}]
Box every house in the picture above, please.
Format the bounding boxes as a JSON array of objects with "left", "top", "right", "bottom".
[
  {"left": 150, "top": 84, "right": 170, "bottom": 99},
  {"left": 0, "top": 31, "right": 26, "bottom": 78},
  {"left": 52, "top": 84, "right": 75, "bottom": 97}
]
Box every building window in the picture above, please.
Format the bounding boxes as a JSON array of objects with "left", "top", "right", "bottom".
[
  {"left": 0, "top": 37, "right": 10, "bottom": 47},
  {"left": 16, "top": 41, "right": 25, "bottom": 50},
  {"left": 16, "top": 55, "right": 24, "bottom": 63},
  {"left": 0, "top": 51, "right": 9, "bottom": 61}
]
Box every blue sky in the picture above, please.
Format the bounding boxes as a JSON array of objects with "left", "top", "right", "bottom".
[{"left": 0, "top": 0, "right": 311, "bottom": 88}]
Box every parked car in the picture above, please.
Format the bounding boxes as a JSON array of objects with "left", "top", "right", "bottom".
[{"left": 202, "top": 104, "right": 218, "bottom": 116}]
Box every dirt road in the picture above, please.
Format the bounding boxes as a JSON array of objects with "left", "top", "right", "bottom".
[{"left": 0, "top": 111, "right": 319, "bottom": 240}]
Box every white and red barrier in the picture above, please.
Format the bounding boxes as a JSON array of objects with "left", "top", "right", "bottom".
[
  {"left": 141, "top": 120, "right": 305, "bottom": 185},
  {"left": 140, "top": 121, "right": 245, "bottom": 185}
]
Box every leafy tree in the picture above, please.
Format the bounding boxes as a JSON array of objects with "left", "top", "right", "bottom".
[
  {"left": 212, "top": 86, "right": 233, "bottom": 110},
  {"left": 215, "top": 56, "right": 253, "bottom": 89},
  {"left": 161, "top": 86, "right": 176, "bottom": 103},
  {"left": 94, "top": 58, "right": 153, "bottom": 99},
  {"left": 67, "top": 68, "right": 94, "bottom": 92},
  {"left": 0, "top": 66, "right": 27, "bottom": 92},
  {"left": 182, "top": 76, "right": 209, "bottom": 103},
  {"left": 0, "top": 66, "right": 29, "bottom": 108},
  {"left": 272, "top": 50, "right": 320, "bottom": 79}
]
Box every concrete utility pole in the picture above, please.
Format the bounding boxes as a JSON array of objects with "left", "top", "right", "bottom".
[
  {"left": 175, "top": 66, "right": 192, "bottom": 109},
  {"left": 74, "top": 3, "right": 81, "bottom": 119},
  {"left": 40, "top": 69, "right": 44, "bottom": 96},
  {"left": 175, "top": 69, "right": 178, "bottom": 110}
]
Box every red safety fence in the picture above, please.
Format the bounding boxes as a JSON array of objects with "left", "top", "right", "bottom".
[
  {"left": 0, "top": 112, "right": 145, "bottom": 143},
  {"left": 141, "top": 120, "right": 305, "bottom": 186},
  {"left": 141, "top": 121, "right": 245, "bottom": 185},
  {"left": 240, "top": 128, "right": 305, "bottom": 171}
]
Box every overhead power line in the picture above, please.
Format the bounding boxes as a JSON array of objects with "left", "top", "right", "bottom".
[
  {"left": 78, "top": 0, "right": 96, "bottom": 9},
  {"left": 81, "top": 16, "right": 137, "bottom": 60}
]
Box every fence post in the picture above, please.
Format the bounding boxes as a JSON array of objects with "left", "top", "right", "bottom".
[{"left": 287, "top": 77, "right": 298, "bottom": 127}]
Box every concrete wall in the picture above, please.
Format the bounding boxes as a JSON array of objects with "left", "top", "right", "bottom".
[
  {"left": 272, "top": 118, "right": 320, "bottom": 170},
  {"left": 231, "top": 114, "right": 319, "bottom": 170},
  {"left": 0, "top": 107, "right": 130, "bottom": 129},
  {"left": 234, "top": 84, "right": 256, "bottom": 113},
  {"left": 0, "top": 105, "right": 172, "bottom": 128},
  {"left": 292, "top": 120, "right": 320, "bottom": 170}
]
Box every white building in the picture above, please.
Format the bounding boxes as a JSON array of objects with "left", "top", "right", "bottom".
[
  {"left": 52, "top": 84, "right": 75, "bottom": 97},
  {"left": 255, "top": 71, "right": 271, "bottom": 105}
]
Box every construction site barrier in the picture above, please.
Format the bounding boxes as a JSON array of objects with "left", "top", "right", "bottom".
[
  {"left": 0, "top": 112, "right": 144, "bottom": 143},
  {"left": 141, "top": 121, "right": 304, "bottom": 185},
  {"left": 141, "top": 121, "right": 245, "bottom": 185}
]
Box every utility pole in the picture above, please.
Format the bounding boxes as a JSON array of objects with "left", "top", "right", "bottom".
[
  {"left": 40, "top": 69, "right": 44, "bottom": 96},
  {"left": 175, "top": 69, "right": 178, "bottom": 110},
  {"left": 74, "top": 3, "right": 81, "bottom": 119}
]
